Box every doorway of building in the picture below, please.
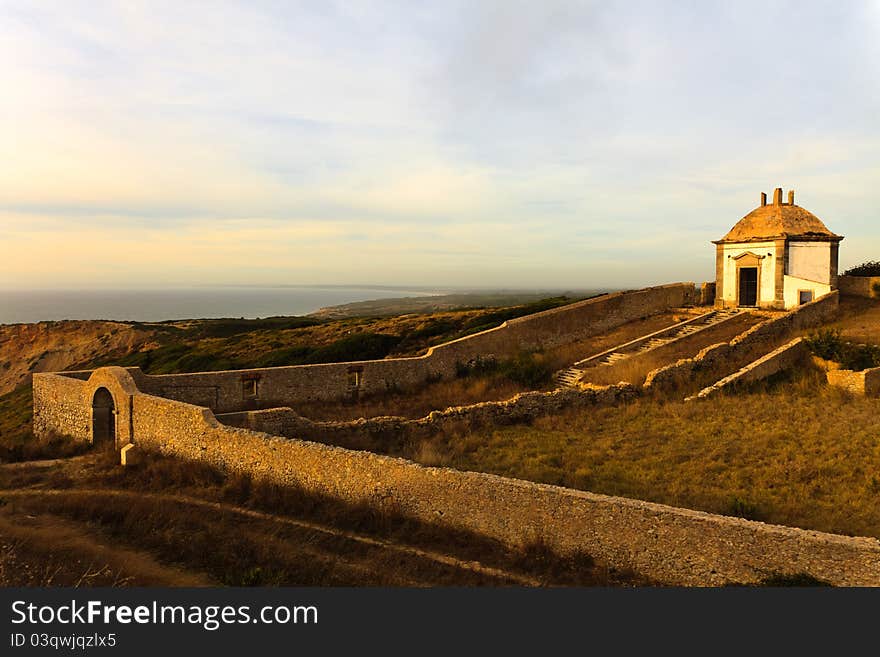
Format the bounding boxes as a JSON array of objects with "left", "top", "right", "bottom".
[
  {"left": 738, "top": 267, "right": 758, "bottom": 307},
  {"left": 92, "top": 387, "right": 116, "bottom": 445}
]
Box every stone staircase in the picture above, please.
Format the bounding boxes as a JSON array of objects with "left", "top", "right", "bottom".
[
  {"left": 554, "top": 308, "right": 743, "bottom": 389},
  {"left": 555, "top": 368, "right": 584, "bottom": 387}
]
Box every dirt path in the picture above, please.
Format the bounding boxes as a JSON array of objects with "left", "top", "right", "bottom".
[
  {"left": 0, "top": 510, "right": 216, "bottom": 586},
  {"left": 0, "top": 487, "right": 541, "bottom": 586}
]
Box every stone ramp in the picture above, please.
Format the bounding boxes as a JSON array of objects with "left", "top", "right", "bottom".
[
  {"left": 684, "top": 337, "right": 809, "bottom": 401},
  {"left": 555, "top": 308, "right": 743, "bottom": 389}
]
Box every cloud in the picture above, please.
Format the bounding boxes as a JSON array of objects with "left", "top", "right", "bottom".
[{"left": 0, "top": 1, "right": 877, "bottom": 289}]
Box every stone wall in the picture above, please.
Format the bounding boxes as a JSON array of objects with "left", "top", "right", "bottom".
[
  {"left": 216, "top": 383, "right": 638, "bottom": 453},
  {"left": 826, "top": 367, "right": 880, "bottom": 396},
  {"left": 838, "top": 275, "right": 880, "bottom": 299},
  {"left": 645, "top": 291, "right": 838, "bottom": 393},
  {"left": 34, "top": 361, "right": 880, "bottom": 585},
  {"left": 700, "top": 281, "right": 716, "bottom": 306},
  {"left": 56, "top": 283, "right": 695, "bottom": 414},
  {"left": 32, "top": 373, "right": 91, "bottom": 441},
  {"left": 686, "top": 338, "right": 809, "bottom": 400}
]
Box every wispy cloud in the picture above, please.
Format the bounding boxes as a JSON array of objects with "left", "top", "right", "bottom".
[{"left": 0, "top": 1, "right": 877, "bottom": 288}]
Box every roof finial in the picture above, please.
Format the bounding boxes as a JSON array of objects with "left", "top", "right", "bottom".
[
  {"left": 773, "top": 188, "right": 783, "bottom": 205},
  {"left": 788, "top": 190, "right": 795, "bottom": 205}
]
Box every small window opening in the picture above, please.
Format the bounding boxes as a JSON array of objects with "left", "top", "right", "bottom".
[
  {"left": 347, "top": 367, "right": 363, "bottom": 389},
  {"left": 241, "top": 375, "right": 260, "bottom": 399},
  {"left": 798, "top": 290, "right": 814, "bottom": 305}
]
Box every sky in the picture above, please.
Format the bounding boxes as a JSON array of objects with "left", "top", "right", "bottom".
[{"left": 1, "top": 0, "right": 878, "bottom": 290}]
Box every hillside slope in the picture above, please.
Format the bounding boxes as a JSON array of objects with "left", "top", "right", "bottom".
[{"left": 0, "top": 321, "right": 157, "bottom": 395}]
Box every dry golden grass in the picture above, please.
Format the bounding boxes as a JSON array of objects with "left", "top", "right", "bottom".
[
  {"left": 0, "top": 510, "right": 213, "bottom": 586},
  {"left": 404, "top": 368, "right": 880, "bottom": 539},
  {"left": 822, "top": 296, "right": 880, "bottom": 345},
  {"left": 294, "top": 375, "right": 529, "bottom": 421},
  {"left": 0, "top": 450, "right": 645, "bottom": 586}
]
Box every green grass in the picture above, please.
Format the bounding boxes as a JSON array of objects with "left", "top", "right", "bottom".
[
  {"left": 403, "top": 369, "right": 880, "bottom": 539},
  {"left": 101, "top": 298, "right": 580, "bottom": 376},
  {"left": 112, "top": 331, "right": 404, "bottom": 374}
]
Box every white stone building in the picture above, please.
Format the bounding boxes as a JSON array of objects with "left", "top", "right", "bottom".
[{"left": 713, "top": 188, "right": 843, "bottom": 310}]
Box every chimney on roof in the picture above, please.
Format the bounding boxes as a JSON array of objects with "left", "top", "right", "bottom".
[
  {"left": 760, "top": 192, "right": 767, "bottom": 206},
  {"left": 788, "top": 190, "right": 795, "bottom": 205},
  {"left": 773, "top": 187, "right": 783, "bottom": 205}
]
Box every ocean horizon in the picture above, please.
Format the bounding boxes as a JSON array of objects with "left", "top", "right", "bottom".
[{"left": 0, "top": 286, "right": 446, "bottom": 325}]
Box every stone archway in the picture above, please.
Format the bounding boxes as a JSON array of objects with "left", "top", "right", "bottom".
[{"left": 92, "top": 387, "right": 116, "bottom": 445}]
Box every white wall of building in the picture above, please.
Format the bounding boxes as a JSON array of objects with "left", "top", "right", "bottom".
[
  {"left": 720, "top": 242, "right": 776, "bottom": 305},
  {"left": 783, "top": 275, "right": 831, "bottom": 308},
  {"left": 787, "top": 242, "right": 831, "bottom": 284}
]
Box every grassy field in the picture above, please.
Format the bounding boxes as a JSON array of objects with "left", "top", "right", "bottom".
[
  {"left": 402, "top": 368, "right": 880, "bottom": 540},
  {"left": 4, "top": 294, "right": 880, "bottom": 584},
  {"left": 824, "top": 295, "right": 880, "bottom": 345}
]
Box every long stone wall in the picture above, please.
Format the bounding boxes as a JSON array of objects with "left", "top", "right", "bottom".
[
  {"left": 838, "top": 275, "right": 880, "bottom": 298},
  {"left": 686, "top": 338, "right": 809, "bottom": 400},
  {"left": 34, "top": 282, "right": 880, "bottom": 586},
  {"left": 85, "top": 283, "right": 695, "bottom": 413},
  {"left": 33, "top": 362, "right": 880, "bottom": 585},
  {"left": 645, "top": 291, "right": 839, "bottom": 393},
  {"left": 216, "top": 383, "right": 638, "bottom": 453}
]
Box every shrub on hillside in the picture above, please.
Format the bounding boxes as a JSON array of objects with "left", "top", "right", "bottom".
[
  {"left": 454, "top": 352, "right": 551, "bottom": 388},
  {"left": 252, "top": 345, "right": 315, "bottom": 368},
  {"left": 840, "top": 344, "right": 880, "bottom": 371},
  {"left": 843, "top": 261, "right": 880, "bottom": 277},
  {"left": 804, "top": 328, "right": 880, "bottom": 371},
  {"left": 498, "top": 352, "right": 553, "bottom": 388},
  {"left": 192, "top": 316, "right": 320, "bottom": 339},
  {"left": 455, "top": 356, "right": 499, "bottom": 378},
  {"left": 304, "top": 333, "right": 401, "bottom": 364},
  {"left": 804, "top": 328, "right": 844, "bottom": 361},
  {"left": 725, "top": 496, "right": 761, "bottom": 521},
  {"left": 458, "top": 297, "right": 578, "bottom": 336}
]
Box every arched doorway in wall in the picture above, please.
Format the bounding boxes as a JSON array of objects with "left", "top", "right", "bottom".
[{"left": 92, "top": 387, "right": 116, "bottom": 446}]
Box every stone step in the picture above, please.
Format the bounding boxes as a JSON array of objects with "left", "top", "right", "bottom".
[{"left": 555, "top": 367, "right": 584, "bottom": 388}]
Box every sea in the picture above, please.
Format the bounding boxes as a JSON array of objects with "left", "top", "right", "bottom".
[{"left": 0, "top": 286, "right": 443, "bottom": 325}]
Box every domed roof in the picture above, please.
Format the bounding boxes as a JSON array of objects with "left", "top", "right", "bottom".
[{"left": 715, "top": 189, "right": 842, "bottom": 243}]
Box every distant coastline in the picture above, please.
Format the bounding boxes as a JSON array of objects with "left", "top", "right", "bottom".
[
  {"left": 0, "top": 286, "right": 438, "bottom": 325},
  {"left": 0, "top": 286, "right": 608, "bottom": 325}
]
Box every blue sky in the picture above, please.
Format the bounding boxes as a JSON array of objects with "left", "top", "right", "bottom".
[{"left": 1, "top": 1, "right": 878, "bottom": 289}]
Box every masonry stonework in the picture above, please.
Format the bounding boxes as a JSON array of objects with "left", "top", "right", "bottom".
[
  {"left": 645, "top": 291, "right": 838, "bottom": 392},
  {"left": 36, "top": 370, "right": 880, "bottom": 586},
  {"left": 216, "top": 383, "right": 638, "bottom": 453},
  {"left": 686, "top": 337, "right": 809, "bottom": 400},
  {"left": 826, "top": 367, "right": 880, "bottom": 396},
  {"left": 33, "top": 284, "right": 876, "bottom": 587},
  {"left": 54, "top": 283, "right": 697, "bottom": 414},
  {"left": 838, "top": 275, "right": 880, "bottom": 299}
]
